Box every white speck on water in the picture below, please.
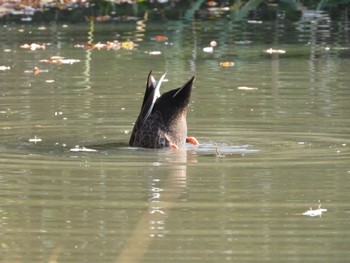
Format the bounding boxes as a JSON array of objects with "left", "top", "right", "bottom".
[{"left": 28, "top": 135, "right": 42, "bottom": 143}]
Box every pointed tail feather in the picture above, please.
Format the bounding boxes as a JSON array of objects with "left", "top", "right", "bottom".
[{"left": 143, "top": 71, "right": 167, "bottom": 123}]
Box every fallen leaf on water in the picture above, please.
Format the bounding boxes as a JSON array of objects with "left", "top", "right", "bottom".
[
  {"left": 203, "top": 46, "right": 214, "bottom": 53},
  {"left": 74, "top": 40, "right": 136, "bottom": 50},
  {"left": 95, "top": 15, "right": 111, "bottom": 22},
  {"left": 219, "top": 61, "right": 235, "bottom": 67},
  {"left": 247, "top": 20, "right": 263, "bottom": 24},
  {"left": 40, "top": 56, "right": 80, "bottom": 64},
  {"left": 302, "top": 204, "right": 327, "bottom": 217},
  {"left": 206, "top": 1, "right": 218, "bottom": 7},
  {"left": 207, "top": 6, "right": 230, "bottom": 13},
  {"left": 58, "top": 59, "right": 81, "bottom": 64},
  {"left": 120, "top": 41, "right": 135, "bottom": 50},
  {"left": 238, "top": 86, "right": 258, "bottom": 91},
  {"left": 152, "top": 35, "right": 168, "bottom": 42},
  {"left": 28, "top": 136, "right": 42, "bottom": 143},
  {"left": 0, "top": 66, "right": 10, "bottom": 71},
  {"left": 203, "top": 40, "right": 217, "bottom": 53},
  {"left": 24, "top": 67, "right": 48, "bottom": 74},
  {"left": 70, "top": 146, "right": 97, "bottom": 152},
  {"left": 265, "top": 48, "right": 286, "bottom": 54},
  {"left": 146, "top": 51, "right": 162, "bottom": 55},
  {"left": 34, "top": 66, "right": 40, "bottom": 74},
  {"left": 20, "top": 43, "right": 46, "bottom": 51}
]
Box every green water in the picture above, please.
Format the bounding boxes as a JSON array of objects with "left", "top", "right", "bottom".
[{"left": 1, "top": 15, "right": 350, "bottom": 262}]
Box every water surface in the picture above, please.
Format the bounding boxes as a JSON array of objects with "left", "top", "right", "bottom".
[{"left": 1, "top": 16, "right": 350, "bottom": 262}]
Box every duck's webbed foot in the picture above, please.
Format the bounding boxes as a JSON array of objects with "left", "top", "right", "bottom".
[
  {"left": 170, "top": 143, "right": 179, "bottom": 150},
  {"left": 186, "top": 136, "right": 199, "bottom": 145}
]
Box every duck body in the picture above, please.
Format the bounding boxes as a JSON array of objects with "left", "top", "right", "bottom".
[{"left": 129, "top": 71, "right": 195, "bottom": 149}]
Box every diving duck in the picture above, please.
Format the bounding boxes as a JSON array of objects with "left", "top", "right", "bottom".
[{"left": 129, "top": 71, "right": 199, "bottom": 149}]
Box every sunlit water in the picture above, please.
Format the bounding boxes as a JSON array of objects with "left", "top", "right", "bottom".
[{"left": 1, "top": 14, "right": 350, "bottom": 263}]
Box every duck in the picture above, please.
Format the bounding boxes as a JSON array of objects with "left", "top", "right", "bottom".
[{"left": 129, "top": 71, "right": 199, "bottom": 149}]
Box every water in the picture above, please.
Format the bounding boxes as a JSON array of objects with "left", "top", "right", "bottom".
[{"left": 1, "top": 14, "right": 350, "bottom": 262}]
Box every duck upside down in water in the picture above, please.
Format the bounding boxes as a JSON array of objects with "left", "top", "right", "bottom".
[{"left": 129, "top": 71, "right": 199, "bottom": 149}]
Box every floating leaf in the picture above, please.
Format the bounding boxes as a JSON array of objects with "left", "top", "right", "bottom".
[
  {"left": 20, "top": 43, "right": 46, "bottom": 51},
  {"left": 265, "top": 48, "right": 286, "bottom": 54},
  {"left": 28, "top": 136, "right": 42, "bottom": 143},
  {"left": 0, "top": 66, "right": 10, "bottom": 71},
  {"left": 120, "top": 41, "right": 135, "bottom": 50},
  {"left": 247, "top": 20, "right": 263, "bottom": 24},
  {"left": 238, "top": 86, "right": 258, "bottom": 91},
  {"left": 70, "top": 146, "right": 97, "bottom": 152},
  {"left": 146, "top": 51, "right": 162, "bottom": 55},
  {"left": 152, "top": 35, "right": 168, "bottom": 42},
  {"left": 74, "top": 40, "right": 136, "bottom": 51},
  {"left": 219, "top": 61, "right": 235, "bottom": 67},
  {"left": 40, "top": 56, "right": 80, "bottom": 64},
  {"left": 203, "top": 46, "right": 214, "bottom": 53},
  {"left": 302, "top": 205, "right": 327, "bottom": 217}
]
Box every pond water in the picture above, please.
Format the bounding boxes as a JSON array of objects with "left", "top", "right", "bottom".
[{"left": 1, "top": 13, "right": 350, "bottom": 263}]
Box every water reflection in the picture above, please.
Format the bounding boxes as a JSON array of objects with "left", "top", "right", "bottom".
[
  {"left": 1, "top": 13, "right": 350, "bottom": 263},
  {"left": 116, "top": 149, "right": 188, "bottom": 263},
  {"left": 81, "top": 19, "right": 94, "bottom": 92}
]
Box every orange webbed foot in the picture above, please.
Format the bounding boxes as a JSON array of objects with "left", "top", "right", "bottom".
[
  {"left": 186, "top": 136, "right": 199, "bottom": 145},
  {"left": 170, "top": 144, "right": 179, "bottom": 150}
]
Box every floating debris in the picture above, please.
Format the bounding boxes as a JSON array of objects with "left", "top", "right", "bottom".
[
  {"left": 28, "top": 135, "right": 42, "bottom": 143},
  {"left": 247, "top": 20, "right": 263, "bottom": 24},
  {"left": 20, "top": 43, "right": 46, "bottom": 51},
  {"left": 95, "top": 15, "right": 111, "bottom": 22},
  {"left": 40, "top": 56, "right": 81, "bottom": 65},
  {"left": 24, "top": 66, "right": 48, "bottom": 74},
  {"left": 152, "top": 35, "right": 168, "bottom": 42},
  {"left": 203, "top": 40, "right": 217, "bottom": 53},
  {"left": 207, "top": 6, "right": 230, "bottom": 14},
  {"left": 206, "top": 0, "right": 218, "bottom": 7},
  {"left": 120, "top": 41, "right": 135, "bottom": 50},
  {"left": 203, "top": 46, "right": 214, "bottom": 53},
  {"left": 238, "top": 86, "right": 258, "bottom": 91},
  {"left": 70, "top": 145, "right": 97, "bottom": 152},
  {"left": 74, "top": 40, "right": 136, "bottom": 51},
  {"left": 21, "top": 17, "right": 32, "bottom": 22},
  {"left": 146, "top": 51, "right": 162, "bottom": 55},
  {"left": 33, "top": 66, "right": 40, "bottom": 74},
  {"left": 302, "top": 204, "right": 327, "bottom": 217},
  {"left": 57, "top": 58, "right": 81, "bottom": 64},
  {"left": 0, "top": 66, "right": 10, "bottom": 71},
  {"left": 219, "top": 61, "right": 235, "bottom": 68},
  {"left": 265, "top": 48, "right": 286, "bottom": 54}
]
